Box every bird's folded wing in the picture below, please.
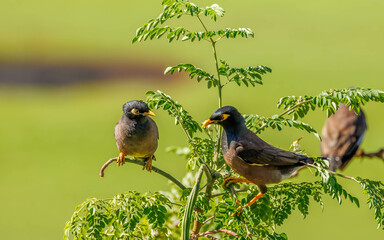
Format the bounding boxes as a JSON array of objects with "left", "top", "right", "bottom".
[
  {"left": 339, "top": 114, "right": 367, "bottom": 162},
  {"left": 236, "top": 144, "right": 301, "bottom": 166}
]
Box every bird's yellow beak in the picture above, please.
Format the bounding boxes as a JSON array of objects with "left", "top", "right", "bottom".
[
  {"left": 143, "top": 110, "right": 156, "bottom": 117},
  {"left": 203, "top": 119, "right": 215, "bottom": 127}
]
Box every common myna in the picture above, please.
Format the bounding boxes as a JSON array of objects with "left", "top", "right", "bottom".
[
  {"left": 115, "top": 100, "right": 159, "bottom": 172},
  {"left": 321, "top": 104, "right": 367, "bottom": 171},
  {"left": 203, "top": 106, "right": 314, "bottom": 210}
]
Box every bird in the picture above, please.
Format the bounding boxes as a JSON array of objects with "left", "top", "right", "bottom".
[
  {"left": 114, "top": 100, "right": 159, "bottom": 172},
  {"left": 321, "top": 104, "right": 367, "bottom": 171},
  {"left": 203, "top": 106, "right": 315, "bottom": 212}
]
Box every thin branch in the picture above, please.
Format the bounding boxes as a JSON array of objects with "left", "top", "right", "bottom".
[
  {"left": 202, "top": 215, "right": 215, "bottom": 225},
  {"left": 170, "top": 201, "right": 184, "bottom": 207},
  {"left": 255, "top": 99, "right": 313, "bottom": 134},
  {"left": 215, "top": 35, "right": 224, "bottom": 42},
  {"left": 190, "top": 229, "right": 239, "bottom": 239},
  {"left": 355, "top": 148, "right": 384, "bottom": 160},
  {"left": 222, "top": 75, "right": 233, "bottom": 87},
  {"left": 278, "top": 99, "right": 313, "bottom": 117},
  {"left": 229, "top": 185, "right": 239, "bottom": 201},
  {"left": 99, "top": 158, "right": 186, "bottom": 190},
  {"left": 203, "top": 164, "right": 215, "bottom": 197},
  {"left": 211, "top": 188, "right": 248, "bottom": 198},
  {"left": 178, "top": 118, "right": 212, "bottom": 173}
]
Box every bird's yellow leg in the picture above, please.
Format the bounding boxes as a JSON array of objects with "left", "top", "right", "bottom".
[
  {"left": 232, "top": 192, "right": 265, "bottom": 216},
  {"left": 222, "top": 176, "right": 252, "bottom": 188},
  {"left": 117, "top": 152, "right": 125, "bottom": 166},
  {"left": 244, "top": 192, "right": 265, "bottom": 207},
  {"left": 143, "top": 156, "right": 153, "bottom": 172},
  {"left": 232, "top": 200, "right": 243, "bottom": 216}
]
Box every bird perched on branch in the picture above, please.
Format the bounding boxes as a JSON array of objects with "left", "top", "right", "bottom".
[
  {"left": 321, "top": 104, "right": 367, "bottom": 171},
  {"left": 114, "top": 100, "right": 159, "bottom": 172},
  {"left": 203, "top": 106, "right": 315, "bottom": 212}
]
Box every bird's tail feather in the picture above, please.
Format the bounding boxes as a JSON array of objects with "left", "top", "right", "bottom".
[{"left": 300, "top": 156, "right": 330, "bottom": 165}]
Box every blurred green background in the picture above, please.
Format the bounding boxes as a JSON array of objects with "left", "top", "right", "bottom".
[{"left": 1, "top": 0, "right": 383, "bottom": 239}]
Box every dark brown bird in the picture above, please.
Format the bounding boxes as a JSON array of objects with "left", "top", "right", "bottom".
[
  {"left": 203, "top": 106, "right": 315, "bottom": 210},
  {"left": 321, "top": 104, "right": 367, "bottom": 171},
  {"left": 115, "top": 100, "right": 158, "bottom": 172}
]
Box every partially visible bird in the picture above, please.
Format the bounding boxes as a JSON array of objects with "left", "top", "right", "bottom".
[
  {"left": 203, "top": 106, "right": 315, "bottom": 211},
  {"left": 114, "top": 100, "right": 159, "bottom": 172},
  {"left": 321, "top": 104, "right": 367, "bottom": 171}
]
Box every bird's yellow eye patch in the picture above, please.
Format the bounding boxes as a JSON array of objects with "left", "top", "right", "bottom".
[
  {"left": 131, "top": 108, "right": 140, "bottom": 115},
  {"left": 221, "top": 114, "right": 230, "bottom": 121}
]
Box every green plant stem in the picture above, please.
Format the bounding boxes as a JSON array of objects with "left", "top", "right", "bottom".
[
  {"left": 212, "top": 41, "right": 223, "bottom": 108},
  {"left": 99, "top": 157, "right": 186, "bottom": 190},
  {"left": 178, "top": 116, "right": 212, "bottom": 173},
  {"left": 202, "top": 165, "right": 213, "bottom": 194},
  {"left": 211, "top": 41, "right": 224, "bottom": 166},
  {"left": 196, "top": 14, "right": 223, "bottom": 167},
  {"left": 211, "top": 188, "right": 248, "bottom": 198}
]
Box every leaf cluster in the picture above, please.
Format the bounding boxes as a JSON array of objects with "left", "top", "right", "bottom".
[
  {"left": 132, "top": 0, "right": 254, "bottom": 44},
  {"left": 64, "top": 192, "right": 171, "bottom": 240},
  {"left": 165, "top": 61, "right": 271, "bottom": 90},
  {"left": 312, "top": 161, "right": 360, "bottom": 206},
  {"left": 278, "top": 87, "right": 384, "bottom": 119},
  {"left": 212, "top": 180, "right": 329, "bottom": 239},
  {"left": 357, "top": 177, "right": 384, "bottom": 229},
  {"left": 244, "top": 114, "right": 320, "bottom": 139}
]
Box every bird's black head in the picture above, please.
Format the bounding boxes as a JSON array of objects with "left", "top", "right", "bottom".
[
  {"left": 122, "top": 100, "right": 155, "bottom": 120},
  {"left": 203, "top": 106, "right": 245, "bottom": 129}
]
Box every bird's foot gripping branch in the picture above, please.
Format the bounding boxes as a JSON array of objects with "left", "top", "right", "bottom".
[{"left": 65, "top": 1, "right": 384, "bottom": 239}]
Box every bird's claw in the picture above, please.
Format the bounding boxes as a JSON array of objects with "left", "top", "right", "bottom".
[
  {"left": 222, "top": 176, "right": 237, "bottom": 188},
  {"left": 117, "top": 152, "right": 125, "bottom": 166},
  {"left": 143, "top": 157, "right": 153, "bottom": 172}
]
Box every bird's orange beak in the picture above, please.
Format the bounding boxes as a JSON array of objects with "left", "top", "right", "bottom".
[
  {"left": 203, "top": 119, "right": 215, "bottom": 127},
  {"left": 143, "top": 110, "right": 156, "bottom": 117}
]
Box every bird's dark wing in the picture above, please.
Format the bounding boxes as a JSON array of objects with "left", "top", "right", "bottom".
[
  {"left": 321, "top": 106, "right": 367, "bottom": 170},
  {"left": 236, "top": 136, "right": 305, "bottom": 166},
  {"left": 339, "top": 111, "right": 367, "bottom": 169}
]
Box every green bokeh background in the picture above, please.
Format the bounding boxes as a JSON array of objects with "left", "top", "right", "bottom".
[{"left": 1, "top": 0, "right": 383, "bottom": 239}]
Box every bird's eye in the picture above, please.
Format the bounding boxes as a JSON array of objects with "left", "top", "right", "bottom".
[
  {"left": 130, "top": 108, "right": 140, "bottom": 115},
  {"left": 221, "top": 114, "right": 230, "bottom": 121}
]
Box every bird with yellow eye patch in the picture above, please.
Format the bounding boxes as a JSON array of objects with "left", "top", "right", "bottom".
[
  {"left": 204, "top": 106, "right": 316, "bottom": 214},
  {"left": 114, "top": 100, "right": 158, "bottom": 172}
]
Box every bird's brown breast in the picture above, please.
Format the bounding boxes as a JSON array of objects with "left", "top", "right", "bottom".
[{"left": 115, "top": 117, "right": 158, "bottom": 158}]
